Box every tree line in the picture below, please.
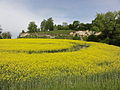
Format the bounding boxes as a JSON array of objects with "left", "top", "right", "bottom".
[
  {"left": 0, "top": 25, "right": 12, "bottom": 39},
  {"left": 26, "top": 11, "right": 120, "bottom": 46},
  {"left": 26, "top": 18, "right": 92, "bottom": 33}
]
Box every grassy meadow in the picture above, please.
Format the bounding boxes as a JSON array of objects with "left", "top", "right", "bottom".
[{"left": 0, "top": 39, "right": 120, "bottom": 90}]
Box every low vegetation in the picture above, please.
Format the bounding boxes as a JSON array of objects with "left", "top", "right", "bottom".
[{"left": 0, "top": 39, "right": 120, "bottom": 90}]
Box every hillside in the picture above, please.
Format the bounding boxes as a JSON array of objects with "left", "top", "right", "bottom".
[
  {"left": 18, "top": 30, "right": 101, "bottom": 41},
  {"left": 0, "top": 39, "right": 120, "bottom": 90},
  {"left": 19, "top": 30, "right": 74, "bottom": 39}
]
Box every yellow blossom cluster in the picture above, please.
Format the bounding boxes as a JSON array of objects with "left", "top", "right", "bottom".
[{"left": 0, "top": 39, "right": 120, "bottom": 89}]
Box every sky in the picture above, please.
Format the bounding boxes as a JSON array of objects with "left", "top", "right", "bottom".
[{"left": 0, "top": 0, "right": 120, "bottom": 38}]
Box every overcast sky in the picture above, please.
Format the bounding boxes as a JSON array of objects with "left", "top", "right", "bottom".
[{"left": 0, "top": 0, "right": 120, "bottom": 38}]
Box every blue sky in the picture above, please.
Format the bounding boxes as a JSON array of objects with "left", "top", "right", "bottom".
[{"left": 0, "top": 0, "right": 120, "bottom": 38}]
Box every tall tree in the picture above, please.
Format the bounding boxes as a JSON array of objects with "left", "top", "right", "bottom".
[
  {"left": 72, "top": 21, "right": 80, "bottom": 30},
  {"left": 91, "top": 11, "right": 120, "bottom": 46},
  {"left": 28, "top": 22, "right": 37, "bottom": 33},
  {"left": 41, "top": 19, "right": 47, "bottom": 31},
  {"left": 40, "top": 18, "right": 54, "bottom": 31},
  {"left": 46, "top": 17, "right": 54, "bottom": 31}
]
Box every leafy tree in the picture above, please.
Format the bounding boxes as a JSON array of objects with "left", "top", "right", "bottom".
[
  {"left": 40, "top": 18, "right": 54, "bottom": 31},
  {"left": 63, "top": 26, "right": 69, "bottom": 30},
  {"left": 55, "top": 22, "right": 69, "bottom": 30},
  {"left": 79, "top": 23, "right": 86, "bottom": 30},
  {"left": 69, "top": 21, "right": 80, "bottom": 30},
  {"left": 92, "top": 13, "right": 105, "bottom": 32},
  {"left": 0, "top": 25, "right": 2, "bottom": 39},
  {"left": 91, "top": 11, "right": 120, "bottom": 46},
  {"left": 91, "top": 26, "right": 100, "bottom": 34},
  {"left": 41, "top": 19, "right": 47, "bottom": 31},
  {"left": 46, "top": 17, "right": 54, "bottom": 31},
  {"left": 57, "top": 25, "right": 63, "bottom": 30},
  {"left": 28, "top": 22, "right": 37, "bottom": 33},
  {"left": 2, "top": 32, "right": 12, "bottom": 39},
  {"left": 79, "top": 23, "right": 92, "bottom": 30},
  {"left": 72, "top": 21, "right": 80, "bottom": 30},
  {"left": 0, "top": 25, "right": 2, "bottom": 34},
  {"left": 69, "top": 24, "right": 74, "bottom": 30},
  {"left": 84, "top": 23, "right": 92, "bottom": 30},
  {"left": 87, "top": 35, "right": 99, "bottom": 42},
  {"left": 109, "top": 11, "right": 120, "bottom": 46}
]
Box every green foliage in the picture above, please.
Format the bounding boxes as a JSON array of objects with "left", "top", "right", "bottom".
[
  {"left": 0, "top": 25, "right": 2, "bottom": 39},
  {"left": 28, "top": 22, "right": 38, "bottom": 33},
  {"left": 72, "top": 21, "right": 80, "bottom": 30},
  {"left": 40, "top": 19, "right": 47, "bottom": 31},
  {"left": 0, "top": 25, "right": 2, "bottom": 34},
  {"left": 56, "top": 25, "right": 63, "bottom": 30},
  {"left": 2, "top": 32, "right": 12, "bottom": 39},
  {"left": 84, "top": 23, "right": 92, "bottom": 30},
  {"left": 46, "top": 17, "right": 54, "bottom": 31},
  {"left": 0, "top": 25, "right": 12, "bottom": 39},
  {"left": 91, "top": 26, "right": 100, "bottom": 33},
  {"left": 91, "top": 11, "right": 120, "bottom": 46},
  {"left": 69, "top": 21, "right": 80, "bottom": 30},
  {"left": 69, "top": 21, "right": 92, "bottom": 31},
  {"left": 21, "top": 10, "right": 120, "bottom": 46},
  {"left": 62, "top": 22, "right": 69, "bottom": 30},
  {"left": 69, "top": 24, "right": 74, "bottom": 30},
  {"left": 87, "top": 35, "right": 99, "bottom": 42},
  {"left": 79, "top": 23, "right": 85, "bottom": 30},
  {"left": 73, "top": 34, "right": 80, "bottom": 40},
  {"left": 41, "top": 18, "right": 54, "bottom": 31},
  {"left": 19, "top": 30, "right": 74, "bottom": 39},
  {"left": 55, "top": 22, "right": 69, "bottom": 30}
]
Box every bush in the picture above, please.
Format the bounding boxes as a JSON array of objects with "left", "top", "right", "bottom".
[
  {"left": 87, "top": 35, "right": 99, "bottom": 42},
  {"left": 73, "top": 34, "right": 80, "bottom": 40}
]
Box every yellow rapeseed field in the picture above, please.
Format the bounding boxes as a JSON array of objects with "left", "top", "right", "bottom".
[{"left": 0, "top": 39, "right": 120, "bottom": 90}]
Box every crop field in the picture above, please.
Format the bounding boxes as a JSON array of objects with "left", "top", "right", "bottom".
[{"left": 0, "top": 39, "right": 120, "bottom": 90}]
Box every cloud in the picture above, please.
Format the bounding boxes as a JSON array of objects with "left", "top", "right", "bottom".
[
  {"left": 0, "top": 1, "right": 37, "bottom": 38},
  {"left": 0, "top": 0, "right": 120, "bottom": 38},
  {"left": 0, "top": 0, "right": 71, "bottom": 38}
]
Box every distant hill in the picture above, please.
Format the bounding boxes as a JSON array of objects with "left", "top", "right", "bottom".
[
  {"left": 18, "top": 30, "right": 74, "bottom": 39},
  {"left": 18, "top": 30, "right": 100, "bottom": 40}
]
